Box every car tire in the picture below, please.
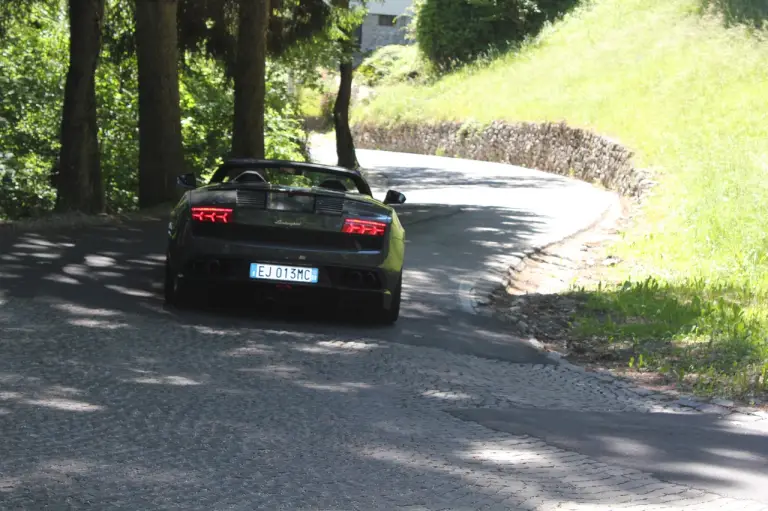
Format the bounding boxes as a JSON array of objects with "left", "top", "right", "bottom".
[{"left": 375, "top": 273, "right": 402, "bottom": 325}]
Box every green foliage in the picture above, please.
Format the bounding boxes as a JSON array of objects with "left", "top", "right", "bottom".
[
  {"left": 415, "top": 0, "right": 509, "bottom": 70},
  {"left": 0, "top": 2, "right": 65, "bottom": 218},
  {"left": 263, "top": 64, "right": 310, "bottom": 163},
  {"left": 414, "top": 0, "right": 579, "bottom": 70},
  {"left": 97, "top": 50, "right": 140, "bottom": 212},
  {"left": 356, "top": 45, "right": 429, "bottom": 87},
  {"left": 178, "top": 0, "right": 335, "bottom": 76},
  {"left": 180, "top": 53, "right": 309, "bottom": 185},
  {"left": 297, "top": 72, "right": 337, "bottom": 132},
  {"left": 179, "top": 55, "right": 233, "bottom": 184},
  {"left": 699, "top": 0, "right": 768, "bottom": 29},
  {"left": 298, "top": 86, "right": 324, "bottom": 118},
  {"left": 0, "top": 0, "right": 308, "bottom": 220},
  {"left": 278, "top": 3, "right": 366, "bottom": 82},
  {"left": 0, "top": 0, "right": 60, "bottom": 37}
]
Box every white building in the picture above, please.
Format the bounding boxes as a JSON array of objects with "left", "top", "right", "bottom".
[{"left": 352, "top": 0, "right": 414, "bottom": 54}]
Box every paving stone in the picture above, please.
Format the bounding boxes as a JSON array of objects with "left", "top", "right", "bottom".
[{"left": 0, "top": 296, "right": 766, "bottom": 510}]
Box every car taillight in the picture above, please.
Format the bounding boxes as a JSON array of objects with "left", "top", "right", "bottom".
[
  {"left": 191, "top": 207, "right": 233, "bottom": 223},
  {"left": 342, "top": 218, "right": 387, "bottom": 236}
]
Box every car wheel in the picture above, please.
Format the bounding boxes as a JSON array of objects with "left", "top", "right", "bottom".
[{"left": 375, "top": 273, "right": 402, "bottom": 325}]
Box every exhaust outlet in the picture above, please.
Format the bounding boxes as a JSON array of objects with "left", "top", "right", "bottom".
[
  {"left": 349, "top": 271, "right": 363, "bottom": 286},
  {"left": 364, "top": 272, "right": 377, "bottom": 287}
]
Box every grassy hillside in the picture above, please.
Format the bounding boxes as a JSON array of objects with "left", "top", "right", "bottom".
[{"left": 353, "top": 0, "right": 768, "bottom": 398}]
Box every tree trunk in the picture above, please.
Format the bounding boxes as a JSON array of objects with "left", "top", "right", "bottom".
[
  {"left": 231, "top": 0, "right": 270, "bottom": 159},
  {"left": 333, "top": 58, "right": 359, "bottom": 170},
  {"left": 332, "top": 0, "right": 359, "bottom": 170},
  {"left": 135, "top": 0, "right": 185, "bottom": 209},
  {"left": 55, "top": 0, "right": 105, "bottom": 214}
]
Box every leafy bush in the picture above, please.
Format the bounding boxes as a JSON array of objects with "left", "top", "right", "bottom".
[
  {"left": 699, "top": 0, "right": 768, "bottom": 28},
  {"left": 414, "top": 0, "right": 512, "bottom": 70},
  {"left": 356, "top": 45, "right": 428, "bottom": 87},
  {"left": 414, "top": 0, "right": 580, "bottom": 70}
]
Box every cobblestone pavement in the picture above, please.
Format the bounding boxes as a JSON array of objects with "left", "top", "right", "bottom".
[
  {"left": 2, "top": 296, "right": 767, "bottom": 510},
  {"left": 2, "top": 149, "right": 767, "bottom": 509}
]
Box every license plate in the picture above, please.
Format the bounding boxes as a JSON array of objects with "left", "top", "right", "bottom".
[{"left": 249, "top": 263, "right": 319, "bottom": 284}]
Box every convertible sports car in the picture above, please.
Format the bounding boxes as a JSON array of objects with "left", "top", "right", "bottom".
[{"left": 163, "top": 158, "right": 407, "bottom": 323}]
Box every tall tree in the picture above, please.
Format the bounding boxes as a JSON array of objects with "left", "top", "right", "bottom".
[
  {"left": 55, "top": 0, "right": 106, "bottom": 213},
  {"left": 134, "top": 0, "right": 185, "bottom": 208},
  {"left": 332, "top": 0, "right": 359, "bottom": 170},
  {"left": 231, "top": 0, "right": 270, "bottom": 158},
  {"left": 177, "top": 0, "right": 331, "bottom": 77},
  {"left": 177, "top": 0, "right": 331, "bottom": 160}
]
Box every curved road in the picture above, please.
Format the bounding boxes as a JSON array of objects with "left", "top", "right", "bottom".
[{"left": 1, "top": 146, "right": 766, "bottom": 510}]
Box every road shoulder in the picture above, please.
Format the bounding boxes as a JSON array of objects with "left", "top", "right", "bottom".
[{"left": 482, "top": 194, "right": 768, "bottom": 422}]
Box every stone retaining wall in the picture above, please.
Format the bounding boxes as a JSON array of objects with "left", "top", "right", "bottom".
[{"left": 351, "top": 120, "right": 654, "bottom": 200}]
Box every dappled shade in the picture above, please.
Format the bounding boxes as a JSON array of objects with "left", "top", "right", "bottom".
[{"left": 700, "top": 0, "right": 768, "bottom": 28}]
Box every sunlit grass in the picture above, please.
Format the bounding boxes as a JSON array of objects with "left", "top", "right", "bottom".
[{"left": 353, "top": 0, "right": 768, "bottom": 397}]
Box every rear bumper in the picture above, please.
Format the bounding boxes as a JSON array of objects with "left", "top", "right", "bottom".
[
  {"left": 181, "top": 276, "right": 395, "bottom": 310},
  {"left": 168, "top": 233, "right": 402, "bottom": 304}
]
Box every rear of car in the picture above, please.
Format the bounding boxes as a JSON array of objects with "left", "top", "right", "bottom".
[{"left": 164, "top": 160, "right": 405, "bottom": 323}]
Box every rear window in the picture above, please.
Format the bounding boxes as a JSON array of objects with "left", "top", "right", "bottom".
[{"left": 213, "top": 165, "right": 364, "bottom": 194}]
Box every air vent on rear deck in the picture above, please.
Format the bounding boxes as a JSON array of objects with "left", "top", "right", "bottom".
[
  {"left": 236, "top": 190, "right": 267, "bottom": 208},
  {"left": 315, "top": 195, "right": 344, "bottom": 216}
]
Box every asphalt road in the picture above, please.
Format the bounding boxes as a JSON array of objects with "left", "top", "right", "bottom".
[{"left": 1, "top": 146, "right": 766, "bottom": 510}]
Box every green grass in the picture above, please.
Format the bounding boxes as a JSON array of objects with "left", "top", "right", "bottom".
[
  {"left": 353, "top": 0, "right": 768, "bottom": 398},
  {"left": 570, "top": 277, "right": 768, "bottom": 398}
]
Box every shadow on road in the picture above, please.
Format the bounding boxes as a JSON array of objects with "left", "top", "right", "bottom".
[{"left": 0, "top": 203, "right": 552, "bottom": 364}]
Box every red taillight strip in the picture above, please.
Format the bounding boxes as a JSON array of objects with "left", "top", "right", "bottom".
[
  {"left": 191, "top": 207, "right": 233, "bottom": 223},
  {"left": 342, "top": 218, "right": 387, "bottom": 236}
]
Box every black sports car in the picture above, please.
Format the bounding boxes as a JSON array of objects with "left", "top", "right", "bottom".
[{"left": 164, "top": 158, "right": 407, "bottom": 323}]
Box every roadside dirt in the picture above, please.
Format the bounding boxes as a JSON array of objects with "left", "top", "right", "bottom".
[{"left": 486, "top": 194, "right": 632, "bottom": 350}]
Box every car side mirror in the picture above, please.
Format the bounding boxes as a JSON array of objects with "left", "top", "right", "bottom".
[
  {"left": 177, "top": 172, "right": 196, "bottom": 189},
  {"left": 384, "top": 189, "right": 406, "bottom": 205}
]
